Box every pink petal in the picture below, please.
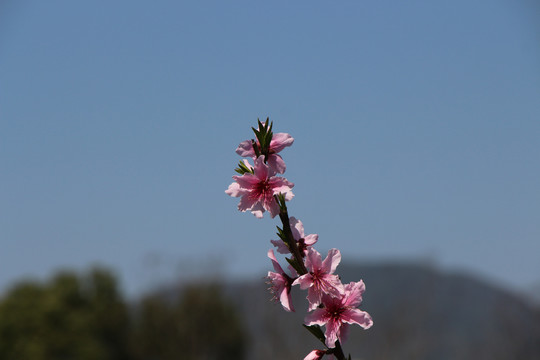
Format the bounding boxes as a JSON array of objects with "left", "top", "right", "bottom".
[
  {"left": 343, "top": 281, "right": 365, "bottom": 308},
  {"left": 322, "top": 248, "right": 341, "bottom": 274},
  {"left": 303, "top": 234, "right": 318, "bottom": 246},
  {"left": 240, "top": 158, "right": 253, "bottom": 170},
  {"left": 270, "top": 132, "right": 294, "bottom": 153},
  {"left": 225, "top": 182, "right": 245, "bottom": 197},
  {"left": 250, "top": 202, "right": 265, "bottom": 218},
  {"left": 292, "top": 273, "right": 312, "bottom": 290},
  {"left": 282, "top": 190, "right": 294, "bottom": 201},
  {"left": 236, "top": 140, "right": 255, "bottom": 157},
  {"left": 269, "top": 177, "right": 294, "bottom": 194},
  {"left": 238, "top": 194, "right": 256, "bottom": 212},
  {"left": 324, "top": 319, "right": 340, "bottom": 348},
  {"left": 233, "top": 173, "right": 260, "bottom": 188},
  {"left": 306, "top": 287, "right": 323, "bottom": 311},
  {"left": 279, "top": 286, "right": 294, "bottom": 312},
  {"left": 270, "top": 239, "right": 289, "bottom": 254},
  {"left": 339, "top": 323, "right": 350, "bottom": 344},
  {"left": 290, "top": 217, "right": 304, "bottom": 240},
  {"left": 341, "top": 308, "right": 373, "bottom": 329},
  {"left": 269, "top": 176, "right": 294, "bottom": 187},
  {"left": 305, "top": 248, "right": 323, "bottom": 273},
  {"left": 272, "top": 188, "right": 294, "bottom": 200},
  {"left": 267, "top": 271, "right": 286, "bottom": 287},
  {"left": 267, "top": 249, "right": 284, "bottom": 273},
  {"left": 253, "top": 156, "right": 271, "bottom": 179},
  {"left": 267, "top": 154, "right": 287, "bottom": 174},
  {"left": 304, "top": 308, "right": 328, "bottom": 327},
  {"left": 304, "top": 350, "right": 326, "bottom": 360},
  {"left": 266, "top": 199, "right": 281, "bottom": 218},
  {"left": 320, "top": 274, "right": 345, "bottom": 297}
]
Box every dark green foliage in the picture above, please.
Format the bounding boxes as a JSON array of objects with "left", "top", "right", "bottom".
[
  {"left": 251, "top": 118, "right": 273, "bottom": 161},
  {"left": 235, "top": 160, "right": 255, "bottom": 175},
  {"left": 302, "top": 324, "right": 326, "bottom": 346},
  {"left": 131, "top": 283, "right": 247, "bottom": 360},
  {"left": 0, "top": 268, "right": 130, "bottom": 360},
  {"left": 0, "top": 270, "right": 246, "bottom": 360}
]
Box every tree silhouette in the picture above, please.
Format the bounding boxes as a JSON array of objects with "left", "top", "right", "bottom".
[
  {"left": 0, "top": 268, "right": 129, "bottom": 360},
  {"left": 131, "top": 283, "right": 246, "bottom": 360}
]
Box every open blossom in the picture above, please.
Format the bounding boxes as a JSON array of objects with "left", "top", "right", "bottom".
[
  {"left": 225, "top": 156, "right": 294, "bottom": 218},
  {"left": 292, "top": 248, "right": 344, "bottom": 311},
  {"left": 267, "top": 249, "right": 297, "bottom": 312},
  {"left": 305, "top": 281, "right": 373, "bottom": 348},
  {"left": 236, "top": 132, "right": 294, "bottom": 173},
  {"left": 271, "top": 217, "right": 318, "bottom": 256}
]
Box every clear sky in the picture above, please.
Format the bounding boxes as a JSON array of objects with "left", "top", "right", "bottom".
[{"left": 1, "top": 0, "right": 539, "bottom": 298}]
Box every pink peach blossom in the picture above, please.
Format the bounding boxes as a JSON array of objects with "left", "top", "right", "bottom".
[
  {"left": 304, "top": 281, "right": 373, "bottom": 348},
  {"left": 271, "top": 217, "right": 318, "bottom": 255},
  {"left": 267, "top": 249, "right": 297, "bottom": 312},
  {"left": 236, "top": 132, "right": 294, "bottom": 173},
  {"left": 304, "top": 349, "right": 327, "bottom": 360},
  {"left": 225, "top": 156, "right": 294, "bottom": 218},
  {"left": 292, "top": 248, "right": 344, "bottom": 311}
]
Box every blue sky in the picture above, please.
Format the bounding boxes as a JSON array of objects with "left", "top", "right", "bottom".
[{"left": 1, "top": 0, "right": 539, "bottom": 297}]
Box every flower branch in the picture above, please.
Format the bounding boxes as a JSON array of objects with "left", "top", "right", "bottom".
[{"left": 226, "top": 119, "right": 372, "bottom": 360}]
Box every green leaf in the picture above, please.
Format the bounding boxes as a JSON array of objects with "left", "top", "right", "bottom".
[
  {"left": 234, "top": 160, "right": 254, "bottom": 175},
  {"left": 285, "top": 257, "right": 303, "bottom": 274},
  {"left": 250, "top": 139, "right": 260, "bottom": 158},
  {"left": 302, "top": 324, "right": 327, "bottom": 346},
  {"left": 275, "top": 226, "right": 287, "bottom": 242},
  {"left": 249, "top": 118, "right": 274, "bottom": 162},
  {"left": 255, "top": 130, "right": 265, "bottom": 146}
]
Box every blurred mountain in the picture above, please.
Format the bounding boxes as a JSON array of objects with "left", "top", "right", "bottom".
[
  {"left": 524, "top": 281, "right": 540, "bottom": 306},
  {"left": 7, "top": 263, "right": 536, "bottom": 359},
  {"left": 217, "top": 261, "right": 540, "bottom": 360}
]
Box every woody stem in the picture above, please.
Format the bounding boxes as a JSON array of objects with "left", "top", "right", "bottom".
[{"left": 276, "top": 198, "right": 348, "bottom": 360}]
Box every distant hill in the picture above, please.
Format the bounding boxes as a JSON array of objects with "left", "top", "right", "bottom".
[
  {"left": 525, "top": 281, "right": 540, "bottom": 306},
  {"left": 218, "top": 262, "right": 540, "bottom": 360}
]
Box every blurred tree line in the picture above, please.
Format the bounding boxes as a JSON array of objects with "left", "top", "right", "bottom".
[{"left": 0, "top": 268, "right": 246, "bottom": 360}]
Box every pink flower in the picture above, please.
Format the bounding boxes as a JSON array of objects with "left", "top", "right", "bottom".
[
  {"left": 225, "top": 156, "right": 294, "bottom": 218},
  {"left": 304, "top": 349, "right": 327, "bottom": 360},
  {"left": 271, "top": 217, "right": 319, "bottom": 256},
  {"left": 304, "top": 281, "right": 373, "bottom": 348},
  {"left": 236, "top": 132, "right": 294, "bottom": 173},
  {"left": 267, "top": 249, "right": 297, "bottom": 312},
  {"left": 292, "top": 248, "right": 344, "bottom": 311}
]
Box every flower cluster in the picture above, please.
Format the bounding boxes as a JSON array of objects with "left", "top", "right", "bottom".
[
  {"left": 226, "top": 119, "right": 373, "bottom": 360},
  {"left": 225, "top": 120, "right": 294, "bottom": 218}
]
